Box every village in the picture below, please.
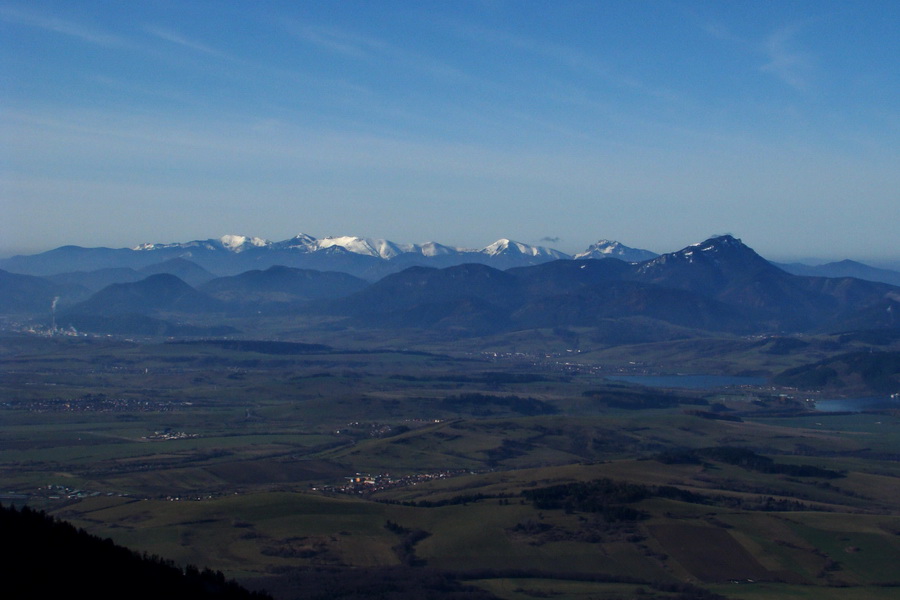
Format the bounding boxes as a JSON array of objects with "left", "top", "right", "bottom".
[
  {"left": 1, "top": 394, "right": 189, "bottom": 413},
  {"left": 142, "top": 430, "right": 199, "bottom": 441},
  {"left": 314, "top": 469, "right": 472, "bottom": 496}
]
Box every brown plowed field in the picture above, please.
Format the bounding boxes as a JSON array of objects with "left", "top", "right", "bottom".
[{"left": 647, "top": 523, "right": 773, "bottom": 582}]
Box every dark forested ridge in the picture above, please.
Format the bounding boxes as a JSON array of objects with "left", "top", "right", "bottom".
[
  {"left": 0, "top": 503, "right": 271, "bottom": 600},
  {"left": 772, "top": 350, "right": 900, "bottom": 394}
]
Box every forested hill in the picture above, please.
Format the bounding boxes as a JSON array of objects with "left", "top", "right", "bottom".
[{"left": 0, "top": 503, "right": 270, "bottom": 600}]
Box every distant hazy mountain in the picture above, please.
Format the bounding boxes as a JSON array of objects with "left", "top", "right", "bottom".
[
  {"left": 775, "top": 259, "right": 900, "bottom": 287},
  {"left": 1, "top": 245, "right": 156, "bottom": 276},
  {"left": 44, "top": 259, "right": 214, "bottom": 293},
  {"left": 0, "top": 269, "right": 88, "bottom": 314},
  {"left": 48, "top": 267, "right": 142, "bottom": 293},
  {"left": 138, "top": 258, "right": 215, "bottom": 287}
]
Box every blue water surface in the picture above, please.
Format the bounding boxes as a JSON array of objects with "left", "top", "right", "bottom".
[{"left": 814, "top": 397, "right": 900, "bottom": 412}]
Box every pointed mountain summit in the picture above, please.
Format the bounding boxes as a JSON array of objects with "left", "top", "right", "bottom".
[
  {"left": 634, "top": 235, "right": 865, "bottom": 330},
  {"left": 575, "top": 240, "right": 658, "bottom": 263},
  {"left": 638, "top": 235, "right": 774, "bottom": 282},
  {"left": 271, "top": 233, "right": 319, "bottom": 252},
  {"left": 635, "top": 235, "right": 792, "bottom": 301}
]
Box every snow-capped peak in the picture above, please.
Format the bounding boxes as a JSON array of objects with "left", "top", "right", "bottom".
[
  {"left": 595, "top": 239, "right": 619, "bottom": 253},
  {"left": 272, "top": 233, "right": 319, "bottom": 252},
  {"left": 674, "top": 235, "right": 749, "bottom": 259},
  {"left": 697, "top": 234, "right": 740, "bottom": 252},
  {"left": 574, "top": 240, "right": 658, "bottom": 263},
  {"left": 132, "top": 232, "right": 572, "bottom": 262},
  {"left": 316, "top": 236, "right": 412, "bottom": 259},
  {"left": 287, "top": 233, "right": 318, "bottom": 246},
  {"left": 638, "top": 235, "right": 758, "bottom": 271},
  {"left": 219, "top": 234, "right": 270, "bottom": 252},
  {"left": 482, "top": 239, "right": 530, "bottom": 256},
  {"left": 481, "top": 239, "right": 569, "bottom": 259}
]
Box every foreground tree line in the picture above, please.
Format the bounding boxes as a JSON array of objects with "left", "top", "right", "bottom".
[{"left": 0, "top": 503, "right": 271, "bottom": 600}]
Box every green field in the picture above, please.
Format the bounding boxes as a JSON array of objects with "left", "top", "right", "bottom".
[{"left": 3, "top": 334, "right": 899, "bottom": 599}]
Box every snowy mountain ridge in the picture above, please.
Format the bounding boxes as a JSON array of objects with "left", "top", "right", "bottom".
[
  {"left": 2, "top": 234, "right": 664, "bottom": 280},
  {"left": 133, "top": 233, "right": 649, "bottom": 262}
]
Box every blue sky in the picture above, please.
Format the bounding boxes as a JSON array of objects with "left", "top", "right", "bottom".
[{"left": 2, "top": 0, "right": 898, "bottom": 262}]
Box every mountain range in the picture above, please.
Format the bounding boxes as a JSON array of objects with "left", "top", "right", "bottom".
[
  {"left": 5, "top": 233, "right": 898, "bottom": 287},
  {"left": 0, "top": 234, "right": 654, "bottom": 280},
  {"left": 3, "top": 235, "right": 898, "bottom": 341}
]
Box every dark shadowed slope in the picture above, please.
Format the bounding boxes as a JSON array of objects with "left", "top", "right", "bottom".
[
  {"left": 201, "top": 265, "right": 367, "bottom": 308},
  {"left": 65, "top": 273, "right": 223, "bottom": 316}
]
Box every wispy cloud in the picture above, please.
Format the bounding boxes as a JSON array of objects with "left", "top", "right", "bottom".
[
  {"left": 450, "top": 20, "right": 613, "bottom": 80},
  {"left": 760, "top": 26, "right": 813, "bottom": 90},
  {"left": 282, "top": 21, "right": 465, "bottom": 82},
  {"left": 448, "top": 19, "right": 684, "bottom": 107},
  {"left": 698, "top": 18, "right": 814, "bottom": 91},
  {"left": 0, "top": 5, "right": 125, "bottom": 47},
  {"left": 144, "top": 26, "right": 233, "bottom": 60},
  {"left": 285, "top": 23, "right": 387, "bottom": 60},
  {"left": 699, "top": 19, "right": 744, "bottom": 45}
]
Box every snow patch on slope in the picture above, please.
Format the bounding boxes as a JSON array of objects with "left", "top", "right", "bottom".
[
  {"left": 575, "top": 240, "right": 658, "bottom": 262},
  {"left": 481, "top": 239, "right": 569, "bottom": 259},
  {"left": 316, "top": 236, "right": 411, "bottom": 259},
  {"left": 219, "top": 235, "right": 270, "bottom": 252}
]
